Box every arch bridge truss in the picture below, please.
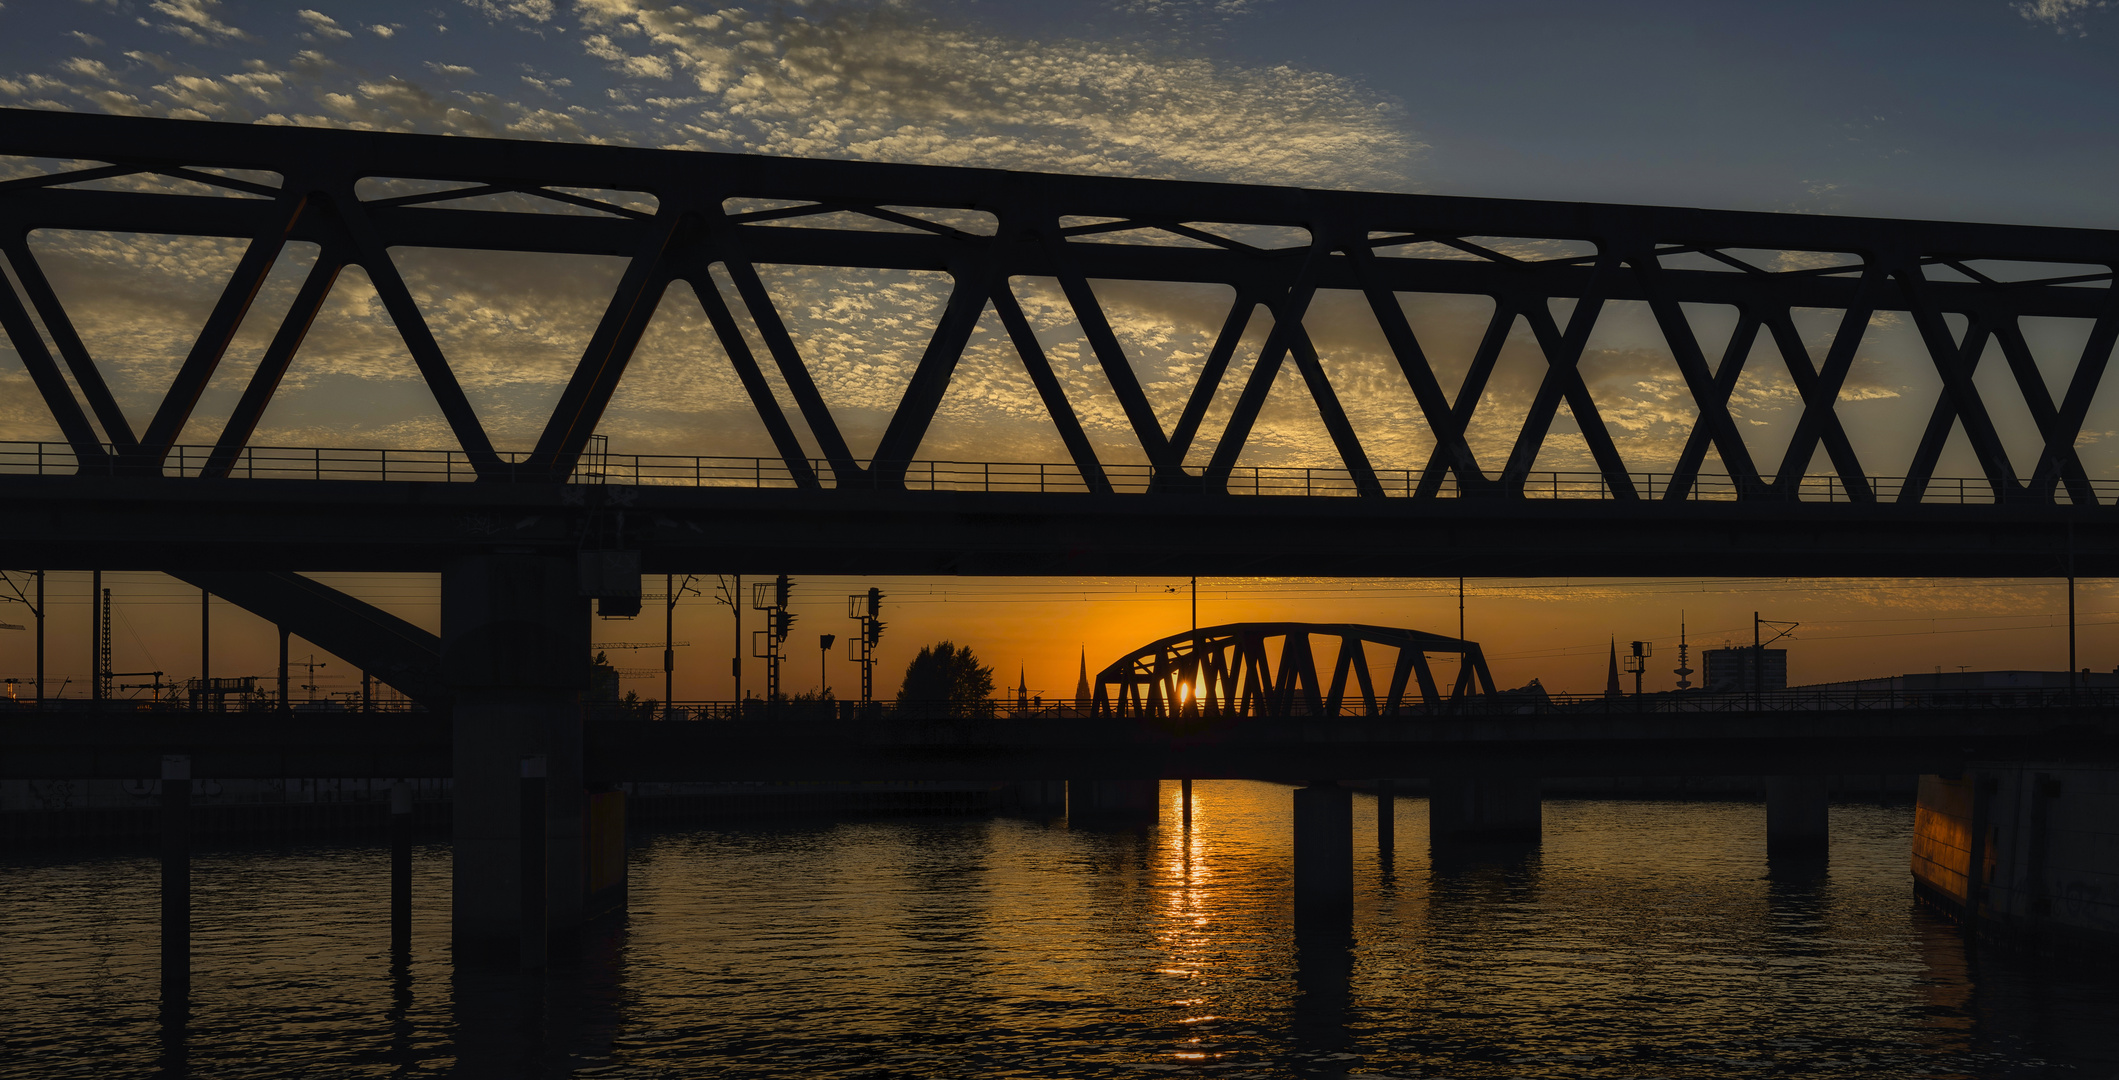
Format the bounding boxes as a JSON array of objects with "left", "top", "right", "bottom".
[
  {"left": 1093, "top": 623, "right": 1499, "bottom": 719},
  {"left": 3, "top": 109, "right": 2117, "bottom": 508}
]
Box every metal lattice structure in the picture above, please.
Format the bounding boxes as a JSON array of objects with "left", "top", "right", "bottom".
[
  {"left": 3, "top": 108, "right": 2117, "bottom": 505},
  {"left": 1094, "top": 623, "right": 1499, "bottom": 718}
]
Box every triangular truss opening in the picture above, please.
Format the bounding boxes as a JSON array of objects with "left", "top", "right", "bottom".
[
  {"left": 1575, "top": 299, "right": 1689, "bottom": 477},
  {"left": 391, "top": 247, "right": 629, "bottom": 452},
  {"left": 243, "top": 266, "right": 467, "bottom": 456},
  {"left": 1080, "top": 278, "right": 1246, "bottom": 441},
  {"left": 1524, "top": 400, "right": 1602, "bottom": 494},
  {"left": 908, "top": 303, "right": 1094, "bottom": 491},
  {"left": 596, "top": 279, "right": 792, "bottom": 465},
  {"left": 1722, "top": 321, "right": 1802, "bottom": 479},
  {"left": 743, "top": 263, "right": 958, "bottom": 464},
  {"left": 1221, "top": 347, "right": 1361, "bottom": 495}
]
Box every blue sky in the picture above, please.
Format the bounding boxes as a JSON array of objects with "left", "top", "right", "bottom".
[{"left": 3, "top": 0, "right": 2112, "bottom": 223}]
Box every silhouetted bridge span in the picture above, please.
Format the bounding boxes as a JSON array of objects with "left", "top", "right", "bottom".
[{"left": 4, "top": 109, "right": 2119, "bottom": 575}]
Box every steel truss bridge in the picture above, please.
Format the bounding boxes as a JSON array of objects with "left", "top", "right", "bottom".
[{"left": 1, "top": 107, "right": 2117, "bottom": 582}]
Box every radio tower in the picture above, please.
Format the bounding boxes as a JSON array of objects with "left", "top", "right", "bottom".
[{"left": 1672, "top": 613, "right": 1694, "bottom": 690}]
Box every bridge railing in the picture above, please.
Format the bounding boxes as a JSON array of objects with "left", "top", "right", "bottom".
[
  {"left": 6, "top": 441, "right": 2109, "bottom": 504},
  {"left": 614, "top": 685, "right": 2119, "bottom": 722}
]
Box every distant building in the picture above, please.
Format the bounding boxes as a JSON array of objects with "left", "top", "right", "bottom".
[
  {"left": 1703, "top": 647, "right": 1786, "bottom": 692},
  {"left": 1795, "top": 669, "right": 2119, "bottom": 694}
]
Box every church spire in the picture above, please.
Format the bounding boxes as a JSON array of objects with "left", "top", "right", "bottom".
[
  {"left": 1605, "top": 637, "right": 1622, "bottom": 699},
  {"left": 1074, "top": 647, "right": 1091, "bottom": 708}
]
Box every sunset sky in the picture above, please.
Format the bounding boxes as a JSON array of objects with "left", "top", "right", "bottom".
[{"left": 2, "top": 0, "right": 2116, "bottom": 701}]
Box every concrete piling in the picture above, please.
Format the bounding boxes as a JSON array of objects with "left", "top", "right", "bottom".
[
  {"left": 1292, "top": 781, "right": 1353, "bottom": 924},
  {"left": 1766, "top": 775, "right": 1830, "bottom": 857},
  {"left": 1181, "top": 778, "right": 1193, "bottom": 830},
  {"left": 1430, "top": 777, "right": 1541, "bottom": 845},
  {"left": 390, "top": 780, "right": 413, "bottom": 952},
  {"left": 160, "top": 754, "right": 190, "bottom": 993},
  {"left": 519, "top": 756, "right": 547, "bottom": 969},
  {"left": 443, "top": 553, "right": 587, "bottom": 968}
]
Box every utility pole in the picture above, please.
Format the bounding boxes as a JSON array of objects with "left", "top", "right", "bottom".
[
  {"left": 664, "top": 573, "right": 698, "bottom": 719},
  {"left": 1191, "top": 575, "right": 1197, "bottom": 636},
  {"left": 717, "top": 574, "right": 743, "bottom": 711},
  {"left": 1459, "top": 576, "right": 1465, "bottom": 641},
  {"left": 1752, "top": 613, "right": 1798, "bottom": 709}
]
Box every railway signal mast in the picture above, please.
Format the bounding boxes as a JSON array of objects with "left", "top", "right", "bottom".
[
  {"left": 848, "top": 587, "right": 886, "bottom": 704},
  {"left": 753, "top": 575, "right": 795, "bottom": 713}
]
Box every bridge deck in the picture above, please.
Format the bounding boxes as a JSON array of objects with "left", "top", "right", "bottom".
[{"left": 6, "top": 707, "right": 2110, "bottom": 782}]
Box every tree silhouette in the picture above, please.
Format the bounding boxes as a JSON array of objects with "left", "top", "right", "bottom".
[{"left": 895, "top": 641, "right": 994, "bottom": 717}]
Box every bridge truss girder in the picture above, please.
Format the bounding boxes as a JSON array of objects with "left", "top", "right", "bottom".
[
  {"left": 1094, "top": 623, "right": 1500, "bottom": 718},
  {"left": 3, "top": 108, "right": 2117, "bottom": 512}
]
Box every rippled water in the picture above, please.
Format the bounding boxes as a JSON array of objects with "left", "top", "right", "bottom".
[{"left": 4, "top": 784, "right": 2115, "bottom": 1078}]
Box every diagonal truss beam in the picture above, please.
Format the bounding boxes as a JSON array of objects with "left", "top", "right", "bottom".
[
  {"left": 527, "top": 209, "right": 683, "bottom": 479},
  {"left": 202, "top": 255, "right": 345, "bottom": 479},
  {"left": 136, "top": 194, "right": 311, "bottom": 469},
  {"left": 1506, "top": 257, "right": 1636, "bottom": 498},
  {"left": 2, "top": 233, "right": 138, "bottom": 455},
  {"left": 0, "top": 247, "right": 106, "bottom": 462},
  {"left": 678, "top": 253, "right": 820, "bottom": 489},
  {"left": 990, "top": 277, "right": 1112, "bottom": 493}
]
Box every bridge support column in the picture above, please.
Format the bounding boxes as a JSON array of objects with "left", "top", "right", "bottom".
[
  {"left": 1766, "top": 776, "right": 1829, "bottom": 856},
  {"left": 1067, "top": 779, "right": 1159, "bottom": 823},
  {"left": 1293, "top": 781, "right": 1353, "bottom": 924},
  {"left": 390, "top": 780, "right": 413, "bottom": 954},
  {"left": 160, "top": 754, "right": 190, "bottom": 995},
  {"left": 1430, "top": 777, "right": 1541, "bottom": 845},
  {"left": 444, "top": 553, "right": 588, "bottom": 968}
]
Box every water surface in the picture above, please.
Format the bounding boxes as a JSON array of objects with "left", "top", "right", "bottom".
[{"left": 4, "top": 784, "right": 2114, "bottom": 1077}]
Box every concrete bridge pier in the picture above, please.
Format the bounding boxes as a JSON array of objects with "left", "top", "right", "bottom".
[
  {"left": 1292, "top": 781, "right": 1353, "bottom": 924},
  {"left": 444, "top": 553, "right": 589, "bottom": 967},
  {"left": 1430, "top": 777, "right": 1542, "bottom": 845},
  {"left": 1067, "top": 779, "right": 1159, "bottom": 823},
  {"left": 1766, "top": 776, "right": 1830, "bottom": 857}
]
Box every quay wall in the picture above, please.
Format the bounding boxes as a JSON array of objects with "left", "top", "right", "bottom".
[{"left": 1913, "top": 763, "right": 2119, "bottom": 955}]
